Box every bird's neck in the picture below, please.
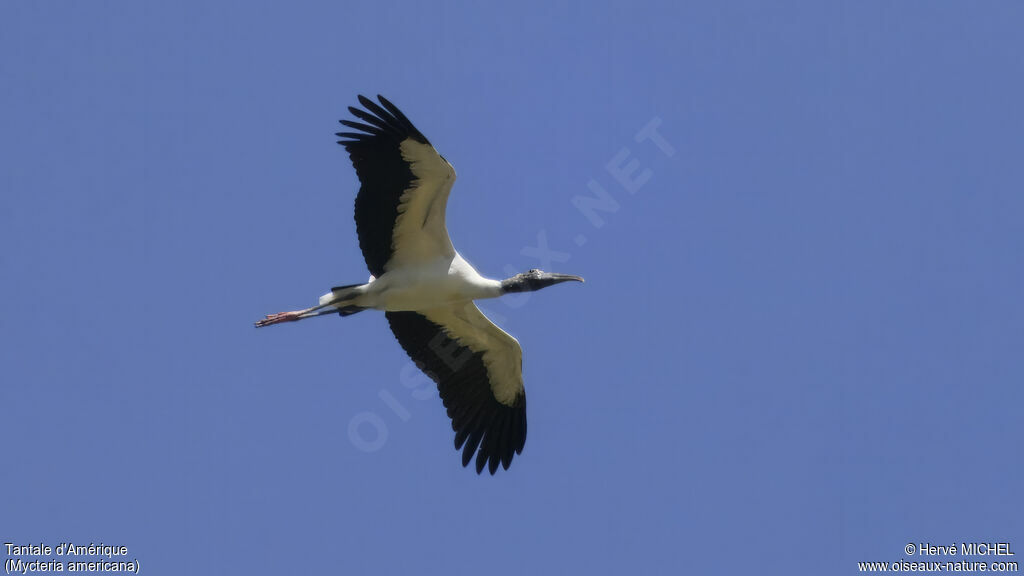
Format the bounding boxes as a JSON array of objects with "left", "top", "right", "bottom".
[
  {"left": 500, "top": 277, "right": 532, "bottom": 294},
  {"left": 476, "top": 278, "right": 506, "bottom": 299}
]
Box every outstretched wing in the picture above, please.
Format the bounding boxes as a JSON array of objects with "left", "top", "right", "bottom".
[
  {"left": 337, "top": 95, "right": 456, "bottom": 278},
  {"left": 386, "top": 303, "right": 527, "bottom": 475}
]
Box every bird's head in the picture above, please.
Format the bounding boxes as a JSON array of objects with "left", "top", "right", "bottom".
[{"left": 500, "top": 269, "right": 585, "bottom": 293}]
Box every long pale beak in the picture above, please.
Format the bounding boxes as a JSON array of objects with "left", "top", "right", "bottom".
[{"left": 547, "top": 273, "right": 585, "bottom": 284}]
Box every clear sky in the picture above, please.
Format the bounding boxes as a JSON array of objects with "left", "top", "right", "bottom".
[{"left": 2, "top": 2, "right": 1022, "bottom": 574}]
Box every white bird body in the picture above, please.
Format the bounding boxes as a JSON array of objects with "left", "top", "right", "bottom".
[
  {"left": 319, "top": 254, "right": 502, "bottom": 312},
  {"left": 257, "top": 95, "right": 582, "bottom": 474}
]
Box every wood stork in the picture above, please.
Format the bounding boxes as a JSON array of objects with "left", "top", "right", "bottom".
[{"left": 256, "top": 95, "right": 583, "bottom": 475}]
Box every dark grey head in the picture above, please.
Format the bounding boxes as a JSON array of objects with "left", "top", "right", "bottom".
[{"left": 500, "top": 269, "right": 585, "bottom": 294}]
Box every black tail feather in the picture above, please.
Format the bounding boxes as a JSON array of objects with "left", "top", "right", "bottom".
[{"left": 337, "top": 306, "right": 366, "bottom": 317}]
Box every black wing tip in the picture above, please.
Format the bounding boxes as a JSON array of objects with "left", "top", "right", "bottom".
[
  {"left": 460, "top": 404, "right": 525, "bottom": 475},
  {"left": 356, "top": 94, "right": 376, "bottom": 109},
  {"left": 343, "top": 94, "right": 430, "bottom": 145},
  {"left": 467, "top": 449, "right": 500, "bottom": 475},
  {"left": 464, "top": 458, "right": 503, "bottom": 475}
]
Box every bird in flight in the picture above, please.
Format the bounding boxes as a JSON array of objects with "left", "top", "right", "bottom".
[{"left": 256, "top": 95, "right": 584, "bottom": 474}]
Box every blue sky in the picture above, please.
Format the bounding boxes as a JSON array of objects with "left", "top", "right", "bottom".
[{"left": 2, "top": 2, "right": 1022, "bottom": 574}]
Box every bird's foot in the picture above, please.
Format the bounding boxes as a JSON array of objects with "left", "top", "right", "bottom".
[{"left": 255, "top": 310, "right": 304, "bottom": 327}]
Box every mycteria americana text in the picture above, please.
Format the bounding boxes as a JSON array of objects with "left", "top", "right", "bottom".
[{"left": 256, "top": 95, "right": 583, "bottom": 474}]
